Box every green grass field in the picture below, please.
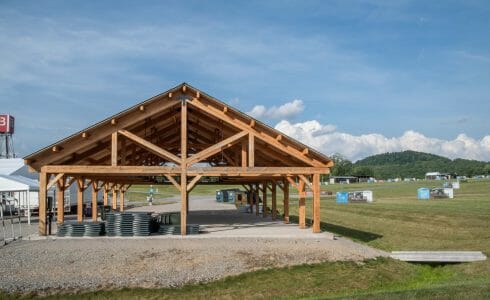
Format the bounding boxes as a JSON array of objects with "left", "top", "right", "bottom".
[{"left": 6, "top": 179, "right": 490, "bottom": 299}]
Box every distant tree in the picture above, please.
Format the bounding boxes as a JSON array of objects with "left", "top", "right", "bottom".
[
  {"left": 330, "top": 153, "right": 353, "bottom": 176},
  {"left": 352, "top": 166, "right": 374, "bottom": 177}
]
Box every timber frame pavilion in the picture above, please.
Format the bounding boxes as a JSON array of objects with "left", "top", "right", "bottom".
[{"left": 25, "top": 83, "right": 333, "bottom": 235}]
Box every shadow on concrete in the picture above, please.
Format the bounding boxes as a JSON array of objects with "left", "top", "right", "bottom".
[{"left": 288, "top": 215, "right": 383, "bottom": 242}]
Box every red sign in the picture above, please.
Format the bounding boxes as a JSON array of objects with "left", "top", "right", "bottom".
[{"left": 0, "top": 115, "right": 14, "bottom": 134}]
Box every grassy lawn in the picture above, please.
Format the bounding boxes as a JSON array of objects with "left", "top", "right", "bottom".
[{"left": 6, "top": 179, "right": 490, "bottom": 299}]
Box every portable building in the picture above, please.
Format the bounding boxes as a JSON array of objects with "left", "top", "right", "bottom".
[
  {"left": 417, "top": 188, "right": 430, "bottom": 200},
  {"left": 336, "top": 192, "right": 348, "bottom": 204}
]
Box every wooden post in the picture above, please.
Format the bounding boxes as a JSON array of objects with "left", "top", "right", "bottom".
[
  {"left": 313, "top": 173, "right": 321, "bottom": 233},
  {"left": 248, "top": 133, "right": 254, "bottom": 167},
  {"left": 112, "top": 186, "right": 117, "bottom": 210},
  {"left": 111, "top": 132, "right": 118, "bottom": 166},
  {"left": 181, "top": 98, "right": 188, "bottom": 235},
  {"left": 241, "top": 140, "right": 247, "bottom": 167},
  {"left": 299, "top": 179, "right": 306, "bottom": 229},
  {"left": 39, "top": 171, "right": 48, "bottom": 236},
  {"left": 283, "top": 178, "right": 289, "bottom": 224},
  {"left": 119, "top": 188, "right": 125, "bottom": 212},
  {"left": 121, "top": 137, "right": 126, "bottom": 165},
  {"left": 254, "top": 184, "right": 259, "bottom": 216},
  {"left": 271, "top": 181, "right": 277, "bottom": 220},
  {"left": 56, "top": 176, "right": 65, "bottom": 224},
  {"left": 103, "top": 183, "right": 109, "bottom": 206},
  {"left": 91, "top": 182, "right": 98, "bottom": 221},
  {"left": 77, "top": 178, "right": 84, "bottom": 222},
  {"left": 262, "top": 181, "right": 267, "bottom": 217}
]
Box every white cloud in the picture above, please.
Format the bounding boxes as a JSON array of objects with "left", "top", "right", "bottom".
[
  {"left": 248, "top": 99, "right": 304, "bottom": 120},
  {"left": 275, "top": 120, "right": 490, "bottom": 162}
]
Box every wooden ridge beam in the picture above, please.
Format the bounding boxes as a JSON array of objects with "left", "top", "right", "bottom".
[{"left": 118, "top": 129, "right": 182, "bottom": 165}]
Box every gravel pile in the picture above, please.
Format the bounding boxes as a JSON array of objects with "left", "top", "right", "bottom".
[{"left": 0, "top": 236, "right": 386, "bottom": 296}]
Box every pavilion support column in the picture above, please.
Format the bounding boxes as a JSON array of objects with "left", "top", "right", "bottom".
[
  {"left": 91, "top": 182, "right": 99, "bottom": 221},
  {"left": 112, "top": 186, "right": 118, "bottom": 210},
  {"left": 119, "top": 188, "right": 125, "bottom": 212},
  {"left": 56, "top": 176, "right": 65, "bottom": 224},
  {"left": 254, "top": 184, "right": 259, "bottom": 216},
  {"left": 103, "top": 183, "right": 109, "bottom": 206},
  {"left": 299, "top": 179, "right": 306, "bottom": 229},
  {"left": 313, "top": 173, "right": 321, "bottom": 233},
  {"left": 39, "top": 171, "right": 48, "bottom": 236},
  {"left": 77, "top": 178, "right": 85, "bottom": 222},
  {"left": 180, "top": 97, "right": 188, "bottom": 235},
  {"left": 262, "top": 181, "right": 268, "bottom": 218},
  {"left": 271, "top": 181, "right": 277, "bottom": 220},
  {"left": 283, "top": 178, "right": 289, "bottom": 224}
]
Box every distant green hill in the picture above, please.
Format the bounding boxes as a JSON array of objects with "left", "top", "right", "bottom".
[{"left": 331, "top": 150, "right": 490, "bottom": 179}]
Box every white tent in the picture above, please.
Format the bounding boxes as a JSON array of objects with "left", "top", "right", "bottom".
[{"left": 0, "top": 174, "right": 40, "bottom": 224}]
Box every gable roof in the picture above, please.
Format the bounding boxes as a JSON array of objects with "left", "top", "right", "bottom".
[{"left": 24, "top": 83, "right": 332, "bottom": 172}]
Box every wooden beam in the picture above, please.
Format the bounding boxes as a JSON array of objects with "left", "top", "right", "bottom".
[
  {"left": 188, "top": 98, "right": 326, "bottom": 167},
  {"left": 119, "top": 190, "right": 125, "bottom": 212},
  {"left": 181, "top": 99, "right": 188, "bottom": 235},
  {"left": 248, "top": 133, "right": 254, "bottom": 167},
  {"left": 47, "top": 173, "right": 65, "bottom": 190},
  {"left": 271, "top": 181, "right": 277, "bottom": 220},
  {"left": 286, "top": 176, "right": 299, "bottom": 191},
  {"left": 118, "top": 129, "right": 182, "bottom": 165},
  {"left": 77, "top": 178, "right": 84, "bottom": 222},
  {"left": 313, "top": 173, "right": 321, "bottom": 233},
  {"left": 39, "top": 171, "right": 48, "bottom": 235},
  {"left": 111, "top": 132, "right": 118, "bottom": 166},
  {"left": 112, "top": 186, "right": 118, "bottom": 210},
  {"left": 186, "top": 131, "right": 248, "bottom": 166},
  {"left": 121, "top": 137, "right": 127, "bottom": 165},
  {"left": 187, "top": 175, "right": 202, "bottom": 192},
  {"left": 241, "top": 140, "right": 247, "bottom": 167},
  {"left": 28, "top": 99, "right": 180, "bottom": 170},
  {"left": 165, "top": 175, "right": 181, "bottom": 192},
  {"left": 42, "top": 165, "right": 329, "bottom": 176},
  {"left": 91, "top": 184, "right": 98, "bottom": 221},
  {"left": 298, "top": 174, "right": 312, "bottom": 189},
  {"left": 56, "top": 175, "right": 65, "bottom": 224},
  {"left": 283, "top": 178, "right": 289, "bottom": 224}
]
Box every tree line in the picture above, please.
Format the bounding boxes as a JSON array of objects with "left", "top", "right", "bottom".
[{"left": 329, "top": 150, "right": 490, "bottom": 179}]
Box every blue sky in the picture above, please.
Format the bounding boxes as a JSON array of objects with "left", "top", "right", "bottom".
[{"left": 1, "top": 0, "right": 489, "bottom": 161}]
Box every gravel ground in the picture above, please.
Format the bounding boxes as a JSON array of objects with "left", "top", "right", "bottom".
[
  {"left": 0, "top": 197, "right": 387, "bottom": 296},
  {"left": 0, "top": 236, "right": 386, "bottom": 295}
]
